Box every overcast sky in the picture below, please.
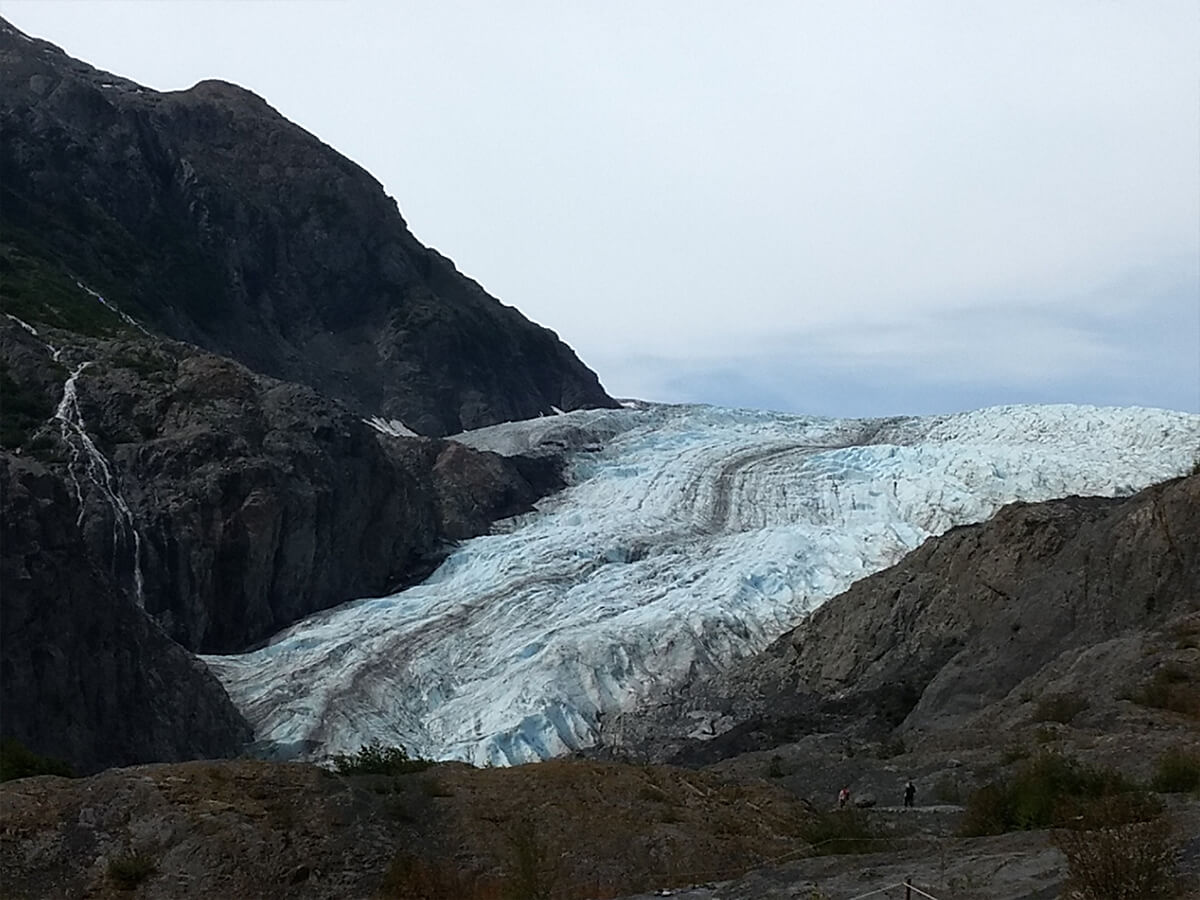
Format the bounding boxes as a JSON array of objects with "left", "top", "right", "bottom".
[{"left": 6, "top": 1, "right": 1198, "bottom": 416}]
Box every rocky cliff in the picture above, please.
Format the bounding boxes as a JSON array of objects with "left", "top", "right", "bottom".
[
  {"left": 1, "top": 318, "right": 564, "bottom": 656},
  {"left": 606, "top": 474, "right": 1200, "bottom": 764},
  {"left": 0, "top": 454, "right": 252, "bottom": 773},
  {"left": 0, "top": 18, "right": 617, "bottom": 437},
  {"left": 0, "top": 16, "right": 612, "bottom": 771}
]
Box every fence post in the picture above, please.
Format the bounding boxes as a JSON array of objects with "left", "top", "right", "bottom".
[{"left": 905, "top": 878, "right": 912, "bottom": 900}]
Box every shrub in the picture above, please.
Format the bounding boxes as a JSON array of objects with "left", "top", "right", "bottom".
[
  {"left": 1149, "top": 746, "right": 1200, "bottom": 794},
  {"left": 1128, "top": 665, "right": 1200, "bottom": 718},
  {"left": 0, "top": 738, "right": 74, "bottom": 782},
  {"left": 959, "top": 753, "right": 1135, "bottom": 836},
  {"left": 107, "top": 854, "right": 156, "bottom": 891},
  {"left": 330, "top": 741, "right": 433, "bottom": 776},
  {"left": 1053, "top": 796, "right": 1178, "bottom": 899},
  {"left": 1032, "top": 692, "right": 1089, "bottom": 724}
]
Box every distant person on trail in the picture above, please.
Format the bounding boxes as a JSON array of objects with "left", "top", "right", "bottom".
[
  {"left": 904, "top": 780, "right": 916, "bottom": 808},
  {"left": 838, "top": 786, "right": 850, "bottom": 809}
]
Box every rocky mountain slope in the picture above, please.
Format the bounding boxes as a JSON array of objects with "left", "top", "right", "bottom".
[
  {"left": 0, "top": 16, "right": 616, "bottom": 773},
  {"left": 602, "top": 473, "right": 1199, "bottom": 768},
  {"left": 0, "top": 758, "right": 817, "bottom": 899},
  {"left": 0, "top": 308, "right": 570, "bottom": 770},
  {"left": 0, "top": 18, "right": 616, "bottom": 436},
  {"left": 3, "top": 475, "right": 1197, "bottom": 899}
]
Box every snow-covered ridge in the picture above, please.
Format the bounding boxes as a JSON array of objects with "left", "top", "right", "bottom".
[{"left": 204, "top": 403, "right": 1200, "bottom": 766}]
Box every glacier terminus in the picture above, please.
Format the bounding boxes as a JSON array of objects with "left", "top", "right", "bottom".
[{"left": 203, "top": 403, "right": 1200, "bottom": 766}]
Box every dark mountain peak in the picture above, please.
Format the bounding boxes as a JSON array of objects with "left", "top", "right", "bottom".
[
  {"left": 0, "top": 18, "right": 618, "bottom": 435},
  {"left": 182, "top": 78, "right": 271, "bottom": 107}
]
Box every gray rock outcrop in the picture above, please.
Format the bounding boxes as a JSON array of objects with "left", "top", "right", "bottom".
[{"left": 608, "top": 474, "right": 1200, "bottom": 764}]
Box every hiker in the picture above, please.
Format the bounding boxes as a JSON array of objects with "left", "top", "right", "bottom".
[
  {"left": 904, "top": 780, "right": 916, "bottom": 808},
  {"left": 838, "top": 786, "right": 850, "bottom": 809}
]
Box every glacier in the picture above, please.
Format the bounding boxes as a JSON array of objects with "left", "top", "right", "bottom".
[{"left": 203, "top": 403, "right": 1200, "bottom": 766}]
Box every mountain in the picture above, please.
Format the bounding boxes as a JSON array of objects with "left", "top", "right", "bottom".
[
  {"left": 608, "top": 470, "right": 1200, "bottom": 767},
  {"left": 203, "top": 402, "right": 1200, "bottom": 765},
  {"left": 0, "top": 18, "right": 616, "bottom": 437},
  {"left": 0, "top": 18, "right": 614, "bottom": 773}
]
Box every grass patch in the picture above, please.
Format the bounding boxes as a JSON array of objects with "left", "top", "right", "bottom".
[
  {"left": 0, "top": 738, "right": 74, "bottom": 782},
  {"left": 106, "top": 853, "right": 156, "bottom": 891},
  {"left": 106, "top": 347, "right": 176, "bottom": 381},
  {"left": 0, "top": 239, "right": 135, "bottom": 337},
  {"left": 330, "top": 741, "right": 433, "bottom": 777},
  {"left": 959, "top": 752, "right": 1136, "bottom": 836},
  {"left": 1149, "top": 745, "right": 1200, "bottom": 794}
]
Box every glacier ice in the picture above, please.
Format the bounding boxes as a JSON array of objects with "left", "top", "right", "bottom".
[{"left": 203, "top": 403, "right": 1200, "bottom": 766}]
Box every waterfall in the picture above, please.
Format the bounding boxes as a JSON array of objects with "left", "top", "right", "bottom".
[{"left": 54, "top": 362, "right": 146, "bottom": 606}]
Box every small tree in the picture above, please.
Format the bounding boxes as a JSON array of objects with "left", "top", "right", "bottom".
[{"left": 330, "top": 740, "right": 432, "bottom": 776}]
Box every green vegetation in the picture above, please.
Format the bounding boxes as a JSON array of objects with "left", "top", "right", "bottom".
[
  {"left": 0, "top": 738, "right": 74, "bottom": 782},
  {"left": 0, "top": 239, "right": 134, "bottom": 338},
  {"left": 959, "top": 752, "right": 1136, "bottom": 836},
  {"left": 330, "top": 741, "right": 433, "bottom": 777},
  {"left": 1052, "top": 794, "right": 1178, "bottom": 900},
  {"left": 106, "top": 853, "right": 156, "bottom": 891},
  {"left": 1149, "top": 745, "right": 1200, "bottom": 794},
  {"left": 106, "top": 347, "right": 177, "bottom": 381},
  {"left": 1032, "top": 692, "right": 1089, "bottom": 724}
]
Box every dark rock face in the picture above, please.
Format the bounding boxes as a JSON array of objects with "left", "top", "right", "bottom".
[
  {"left": 0, "top": 323, "right": 562, "bottom": 653},
  {"left": 609, "top": 475, "right": 1200, "bottom": 765},
  {"left": 0, "top": 17, "right": 593, "bottom": 769},
  {"left": 0, "top": 18, "right": 617, "bottom": 437},
  {"left": 0, "top": 453, "right": 253, "bottom": 774}
]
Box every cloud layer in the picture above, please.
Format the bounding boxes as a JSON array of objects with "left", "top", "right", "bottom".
[{"left": 7, "top": 0, "right": 1197, "bottom": 414}]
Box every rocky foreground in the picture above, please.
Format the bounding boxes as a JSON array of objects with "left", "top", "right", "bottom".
[{"left": 3, "top": 477, "right": 1197, "bottom": 899}]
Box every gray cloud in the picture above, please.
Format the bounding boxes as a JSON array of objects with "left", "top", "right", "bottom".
[{"left": 6, "top": 0, "right": 1197, "bottom": 414}]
